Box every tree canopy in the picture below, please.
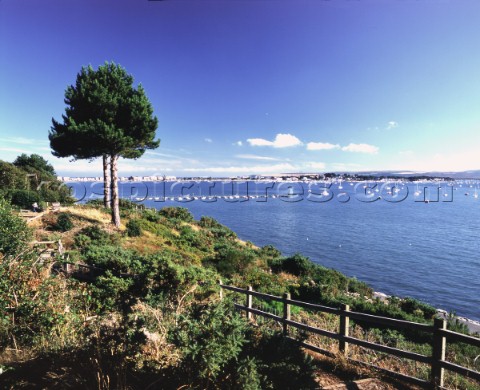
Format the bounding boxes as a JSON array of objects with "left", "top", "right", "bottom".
[
  {"left": 50, "top": 62, "right": 159, "bottom": 160},
  {"left": 50, "top": 62, "right": 159, "bottom": 226},
  {"left": 13, "top": 153, "right": 56, "bottom": 177}
]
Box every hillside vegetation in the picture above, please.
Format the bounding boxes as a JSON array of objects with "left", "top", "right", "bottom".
[
  {"left": 0, "top": 198, "right": 479, "bottom": 389},
  {"left": 0, "top": 154, "right": 74, "bottom": 210}
]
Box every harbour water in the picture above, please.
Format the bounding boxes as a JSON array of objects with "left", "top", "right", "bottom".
[{"left": 69, "top": 180, "right": 480, "bottom": 321}]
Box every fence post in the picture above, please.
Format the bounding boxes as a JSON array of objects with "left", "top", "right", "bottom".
[
  {"left": 339, "top": 304, "right": 350, "bottom": 356},
  {"left": 246, "top": 286, "right": 253, "bottom": 321},
  {"left": 218, "top": 279, "right": 223, "bottom": 301},
  {"left": 431, "top": 318, "right": 446, "bottom": 388},
  {"left": 283, "top": 292, "right": 291, "bottom": 336}
]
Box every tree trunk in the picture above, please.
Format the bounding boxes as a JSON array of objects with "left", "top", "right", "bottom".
[
  {"left": 110, "top": 154, "right": 121, "bottom": 228},
  {"left": 103, "top": 155, "right": 111, "bottom": 209}
]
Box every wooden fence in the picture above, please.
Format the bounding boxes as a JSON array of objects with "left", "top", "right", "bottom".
[{"left": 219, "top": 283, "right": 480, "bottom": 389}]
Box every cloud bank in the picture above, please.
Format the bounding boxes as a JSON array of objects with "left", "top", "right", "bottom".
[{"left": 247, "top": 133, "right": 302, "bottom": 148}]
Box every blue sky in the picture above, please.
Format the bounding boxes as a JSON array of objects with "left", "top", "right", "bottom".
[{"left": 1, "top": 0, "right": 480, "bottom": 177}]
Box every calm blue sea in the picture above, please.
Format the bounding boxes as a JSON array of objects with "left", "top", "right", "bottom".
[{"left": 69, "top": 180, "right": 480, "bottom": 321}]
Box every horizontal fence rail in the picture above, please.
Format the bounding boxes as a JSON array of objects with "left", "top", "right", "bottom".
[{"left": 219, "top": 283, "right": 480, "bottom": 389}]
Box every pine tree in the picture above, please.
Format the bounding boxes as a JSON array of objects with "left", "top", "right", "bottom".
[{"left": 50, "top": 62, "right": 159, "bottom": 227}]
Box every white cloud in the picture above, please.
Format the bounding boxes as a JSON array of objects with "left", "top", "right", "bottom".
[
  {"left": 306, "top": 142, "right": 340, "bottom": 151},
  {"left": 235, "top": 141, "right": 243, "bottom": 146},
  {"left": 387, "top": 121, "right": 399, "bottom": 130},
  {"left": 235, "top": 154, "right": 280, "bottom": 161},
  {"left": 306, "top": 162, "right": 326, "bottom": 170},
  {"left": 341, "top": 143, "right": 379, "bottom": 154},
  {"left": 247, "top": 133, "right": 302, "bottom": 148},
  {"left": 204, "top": 138, "right": 213, "bottom": 143},
  {"left": 247, "top": 138, "right": 275, "bottom": 147}
]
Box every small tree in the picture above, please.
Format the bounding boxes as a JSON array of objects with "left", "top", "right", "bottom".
[{"left": 50, "top": 62, "right": 159, "bottom": 227}]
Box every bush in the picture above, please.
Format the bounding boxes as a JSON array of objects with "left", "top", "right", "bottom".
[
  {"left": 205, "top": 243, "right": 256, "bottom": 277},
  {"left": 78, "top": 225, "right": 110, "bottom": 243},
  {"left": 74, "top": 234, "right": 91, "bottom": 249},
  {"left": 235, "top": 357, "right": 262, "bottom": 390},
  {"left": 0, "top": 200, "right": 32, "bottom": 256},
  {"left": 0, "top": 161, "right": 28, "bottom": 190},
  {"left": 245, "top": 332, "right": 318, "bottom": 389},
  {"left": 259, "top": 244, "right": 282, "bottom": 259},
  {"left": 126, "top": 219, "right": 142, "bottom": 237},
  {"left": 170, "top": 301, "right": 248, "bottom": 386},
  {"left": 10, "top": 189, "right": 40, "bottom": 209},
  {"left": 141, "top": 208, "right": 161, "bottom": 223},
  {"left": 0, "top": 249, "right": 84, "bottom": 349},
  {"left": 134, "top": 253, "right": 216, "bottom": 305},
  {"left": 400, "top": 297, "right": 436, "bottom": 320},
  {"left": 270, "top": 254, "right": 313, "bottom": 276},
  {"left": 200, "top": 216, "right": 237, "bottom": 239},
  {"left": 159, "top": 207, "right": 193, "bottom": 222},
  {"left": 55, "top": 212, "right": 73, "bottom": 232},
  {"left": 82, "top": 245, "right": 139, "bottom": 273},
  {"left": 177, "top": 225, "right": 207, "bottom": 249}
]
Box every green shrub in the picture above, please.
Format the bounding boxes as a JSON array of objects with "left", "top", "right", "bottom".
[
  {"left": 134, "top": 253, "right": 216, "bottom": 305},
  {"left": 159, "top": 207, "right": 193, "bottom": 222},
  {"left": 270, "top": 254, "right": 313, "bottom": 276},
  {"left": 78, "top": 225, "right": 110, "bottom": 243},
  {"left": 400, "top": 297, "right": 437, "bottom": 320},
  {"left": 205, "top": 243, "right": 256, "bottom": 277},
  {"left": 0, "top": 160, "right": 28, "bottom": 190},
  {"left": 235, "top": 357, "right": 262, "bottom": 390},
  {"left": 55, "top": 212, "right": 73, "bottom": 232},
  {"left": 243, "top": 331, "right": 317, "bottom": 390},
  {"left": 259, "top": 244, "right": 282, "bottom": 259},
  {"left": 82, "top": 245, "right": 139, "bottom": 273},
  {"left": 93, "top": 272, "right": 135, "bottom": 311},
  {"left": 200, "top": 216, "right": 237, "bottom": 239},
  {"left": 38, "top": 183, "right": 74, "bottom": 205},
  {"left": 0, "top": 200, "right": 32, "bottom": 256},
  {"left": 74, "top": 234, "right": 92, "bottom": 249},
  {"left": 10, "top": 189, "right": 40, "bottom": 209},
  {"left": 170, "top": 301, "right": 248, "bottom": 385},
  {"left": 178, "top": 225, "right": 207, "bottom": 249},
  {"left": 0, "top": 249, "right": 84, "bottom": 349},
  {"left": 141, "top": 208, "right": 161, "bottom": 223},
  {"left": 126, "top": 219, "right": 142, "bottom": 237},
  {"left": 198, "top": 216, "right": 219, "bottom": 228}
]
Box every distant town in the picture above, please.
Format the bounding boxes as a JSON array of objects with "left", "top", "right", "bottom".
[{"left": 57, "top": 171, "right": 474, "bottom": 183}]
